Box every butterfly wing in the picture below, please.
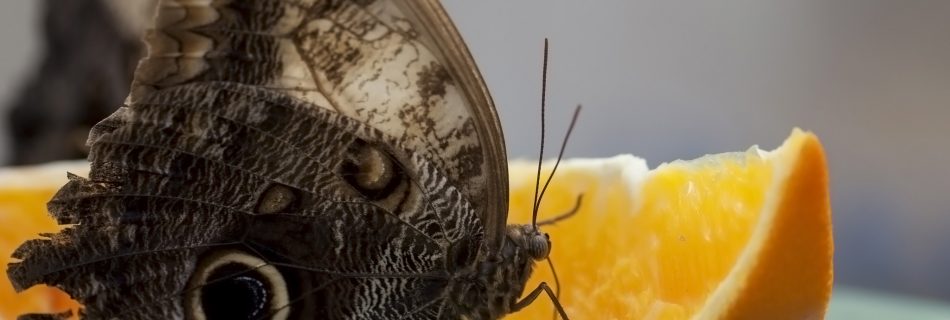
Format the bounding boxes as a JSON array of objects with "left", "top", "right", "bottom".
[
  {"left": 391, "top": 1, "right": 509, "bottom": 249},
  {"left": 8, "top": 0, "right": 505, "bottom": 318},
  {"left": 137, "top": 0, "right": 509, "bottom": 247}
]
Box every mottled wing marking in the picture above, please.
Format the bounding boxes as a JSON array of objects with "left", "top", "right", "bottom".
[
  {"left": 9, "top": 83, "right": 484, "bottom": 318},
  {"left": 388, "top": 0, "right": 510, "bottom": 249},
  {"left": 136, "top": 0, "right": 497, "bottom": 214}
]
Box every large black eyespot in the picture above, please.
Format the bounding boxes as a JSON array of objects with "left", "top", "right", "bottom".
[{"left": 186, "top": 250, "right": 289, "bottom": 320}]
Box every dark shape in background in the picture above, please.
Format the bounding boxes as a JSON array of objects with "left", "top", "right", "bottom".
[{"left": 5, "top": 0, "right": 141, "bottom": 165}]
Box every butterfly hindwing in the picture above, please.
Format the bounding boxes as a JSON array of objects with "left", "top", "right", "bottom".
[{"left": 10, "top": 82, "right": 485, "bottom": 318}]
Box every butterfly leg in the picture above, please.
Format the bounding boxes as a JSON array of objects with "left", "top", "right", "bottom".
[
  {"left": 537, "top": 194, "right": 584, "bottom": 226},
  {"left": 511, "top": 282, "right": 569, "bottom": 320}
]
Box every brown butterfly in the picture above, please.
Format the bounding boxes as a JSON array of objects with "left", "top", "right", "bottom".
[{"left": 8, "top": 0, "right": 575, "bottom": 319}]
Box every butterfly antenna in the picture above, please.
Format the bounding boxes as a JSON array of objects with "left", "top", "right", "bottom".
[
  {"left": 536, "top": 105, "right": 582, "bottom": 217},
  {"left": 531, "top": 38, "right": 550, "bottom": 228}
]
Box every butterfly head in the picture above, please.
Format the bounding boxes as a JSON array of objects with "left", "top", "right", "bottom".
[{"left": 508, "top": 224, "right": 552, "bottom": 261}]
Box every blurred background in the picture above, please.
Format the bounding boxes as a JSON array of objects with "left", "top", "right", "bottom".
[{"left": 0, "top": 0, "right": 947, "bottom": 316}]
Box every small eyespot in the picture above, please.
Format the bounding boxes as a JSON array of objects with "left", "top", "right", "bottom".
[
  {"left": 338, "top": 138, "right": 422, "bottom": 218},
  {"left": 340, "top": 139, "right": 405, "bottom": 200},
  {"left": 256, "top": 184, "right": 300, "bottom": 214},
  {"left": 186, "top": 250, "right": 290, "bottom": 320}
]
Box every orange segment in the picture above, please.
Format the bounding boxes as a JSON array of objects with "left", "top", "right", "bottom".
[
  {"left": 506, "top": 129, "right": 833, "bottom": 319},
  {"left": 0, "top": 162, "right": 85, "bottom": 319},
  {"left": 713, "top": 135, "right": 833, "bottom": 319}
]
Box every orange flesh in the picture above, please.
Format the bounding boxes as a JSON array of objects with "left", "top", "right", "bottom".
[
  {"left": 0, "top": 189, "right": 81, "bottom": 319},
  {"left": 505, "top": 130, "right": 831, "bottom": 319},
  {"left": 505, "top": 151, "right": 772, "bottom": 319}
]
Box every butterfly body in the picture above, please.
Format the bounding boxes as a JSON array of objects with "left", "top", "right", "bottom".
[
  {"left": 450, "top": 225, "right": 549, "bottom": 319},
  {"left": 7, "top": 1, "right": 559, "bottom": 319}
]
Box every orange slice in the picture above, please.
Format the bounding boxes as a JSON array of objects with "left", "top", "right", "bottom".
[
  {"left": 0, "top": 129, "right": 832, "bottom": 319},
  {"left": 506, "top": 128, "right": 833, "bottom": 319},
  {"left": 0, "top": 162, "right": 86, "bottom": 319}
]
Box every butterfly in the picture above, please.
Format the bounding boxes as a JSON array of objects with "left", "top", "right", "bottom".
[{"left": 8, "top": 0, "right": 573, "bottom": 319}]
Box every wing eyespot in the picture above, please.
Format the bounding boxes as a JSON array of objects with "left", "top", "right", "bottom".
[
  {"left": 339, "top": 137, "right": 426, "bottom": 219},
  {"left": 340, "top": 138, "right": 405, "bottom": 201},
  {"left": 185, "top": 250, "right": 290, "bottom": 320},
  {"left": 256, "top": 183, "right": 302, "bottom": 214}
]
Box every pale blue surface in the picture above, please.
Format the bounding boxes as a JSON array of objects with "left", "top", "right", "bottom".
[{"left": 829, "top": 287, "right": 950, "bottom": 320}]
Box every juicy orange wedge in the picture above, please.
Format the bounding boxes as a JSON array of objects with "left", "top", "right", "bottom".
[
  {"left": 0, "top": 129, "right": 832, "bottom": 319},
  {"left": 507, "top": 128, "right": 833, "bottom": 319}
]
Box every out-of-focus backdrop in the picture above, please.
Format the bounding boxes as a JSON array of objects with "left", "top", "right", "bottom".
[{"left": 0, "top": 0, "right": 947, "bottom": 310}]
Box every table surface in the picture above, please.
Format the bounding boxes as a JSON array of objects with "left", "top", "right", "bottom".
[{"left": 829, "top": 287, "right": 950, "bottom": 319}]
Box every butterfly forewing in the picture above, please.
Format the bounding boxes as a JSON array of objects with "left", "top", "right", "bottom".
[
  {"left": 391, "top": 1, "right": 510, "bottom": 248},
  {"left": 135, "top": 0, "right": 508, "bottom": 246}
]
